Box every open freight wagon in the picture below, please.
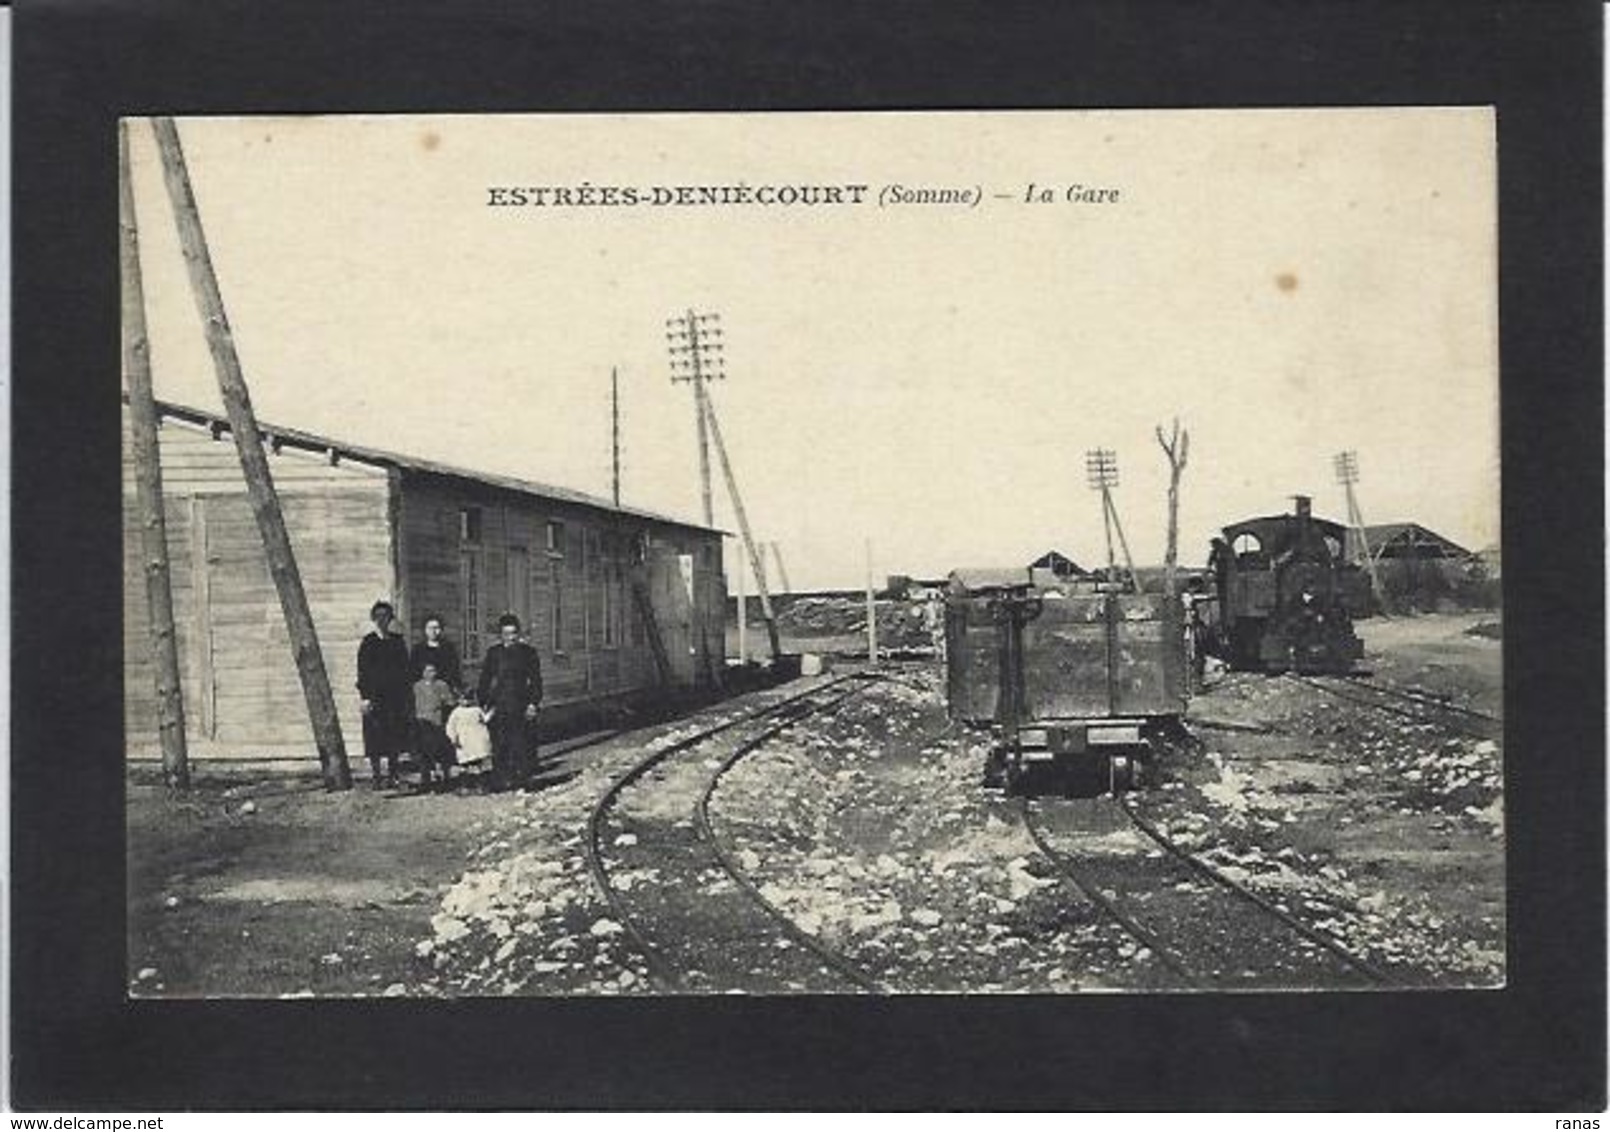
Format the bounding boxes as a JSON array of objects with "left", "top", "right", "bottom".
[{"left": 946, "top": 568, "right": 1189, "bottom": 794}]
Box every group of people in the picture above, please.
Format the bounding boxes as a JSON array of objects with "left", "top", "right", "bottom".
[{"left": 356, "top": 602, "right": 545, "bottom": 793}]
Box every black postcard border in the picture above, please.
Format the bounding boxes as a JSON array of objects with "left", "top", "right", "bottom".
[{"left": 11, "top": 0, "right": 1605, "bottom": 1111}]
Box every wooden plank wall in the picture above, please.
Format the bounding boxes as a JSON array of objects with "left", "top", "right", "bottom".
[
  {"left": 122, "top": 411, "right": 394, "bottom": 756},
  {"left": 398, "top": 474, "right": 726, "bottom": 706}
]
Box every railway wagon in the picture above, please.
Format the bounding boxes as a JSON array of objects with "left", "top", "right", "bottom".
[
  {"left": 946, "top": 568, "right": 1189, "bottom": 794},
  {"left": 1208, "top": 495, "right": 1370, "bottom": 675},
  {"left": 122, "top": 398, "right": 727, "bottom": 760}
]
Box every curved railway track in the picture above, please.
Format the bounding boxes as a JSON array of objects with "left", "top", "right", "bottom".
[
  {"left": 1022, "top": 793, "right": 1390, "bottom": 990},
  {"left": 583, "top": 674, "right": 885, "bottom": 994},
  {"left": 1285, "top": 672, "right": 1499, "bottom": 739}
]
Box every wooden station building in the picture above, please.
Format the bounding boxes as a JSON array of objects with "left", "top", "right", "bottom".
[{"left": 123, "top": 399, "right": 727, "bottom": 758}]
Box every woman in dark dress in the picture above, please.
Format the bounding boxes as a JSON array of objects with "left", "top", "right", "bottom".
[
  {"left": 357, "top": 600, "right": 412, "bottom": 788},
  {"left": 410, "top": 612, "right": 463, "bottom": 691}
]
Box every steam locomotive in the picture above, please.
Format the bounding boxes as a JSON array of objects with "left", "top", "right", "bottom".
[{"left": 1206, "top": 496, "right": 1371, "bottom": 674}]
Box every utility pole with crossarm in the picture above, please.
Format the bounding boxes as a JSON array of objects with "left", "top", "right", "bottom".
[
  {"left": 1086, "top": 448, "right": 1141, "bottom": 592},
  {"left": 1334, "top": 449, "right": 1385, "bottom": 613},
  {"left": 667, "top": 311, "right": 782, "bottom": 661}
]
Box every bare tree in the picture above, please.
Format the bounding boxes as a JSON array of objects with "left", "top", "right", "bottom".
[{"left": 1155, "top": 418, "right": 1190, "bottom": 598}]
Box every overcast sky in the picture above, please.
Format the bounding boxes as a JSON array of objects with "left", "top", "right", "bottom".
[{"left": 125, "top": 109, "right": 1498, "bottom": 591}]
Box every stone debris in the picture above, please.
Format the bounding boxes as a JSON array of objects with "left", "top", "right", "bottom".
[{"left": 407, "top": 650, "right": 1500, "bottom": 996}]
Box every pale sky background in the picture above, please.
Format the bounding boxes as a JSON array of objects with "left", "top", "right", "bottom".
[{"left": 124, "top": 109, "right": 1499, "bottom": 592}]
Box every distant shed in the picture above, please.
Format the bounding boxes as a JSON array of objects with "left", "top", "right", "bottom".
[
  {"left": 1346, "top": 523, "right": 1472, "bottom": 562},
  {"left": 123, "top": 400, "right": 726, "bottom": 757},
  {"left": 1345, "top": 523, "right": 1480, "bottom": 611},
  {"left": 1029, "top": 549, "right": 1087, "bottom": 579}
]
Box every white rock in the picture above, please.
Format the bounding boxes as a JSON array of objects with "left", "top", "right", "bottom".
[
  {"left": 136, "top": 967, "right": 158, "bottom": 981},
  {"left": 382, "top": 983, "right": 407, "bottom": 997},
  {"left": 613, "top": 833, "right": 639, "bottom": 848},
  {"left": 590, "top": 918, "right": 626, "bottom": 937},
  {"left": 163, "top": 895, "right": 181, "bottom": 910},
  {"left": 240, "top": 801, "right": 257, "bottom": 815},
  {"left": 430, "top": 915, "right": 470, "bottom": 944},
  {"left": 910, "top": 908, "right": 943, "bottom": 928},
  {"left": 494, "top": 940, "right": 517, "bottom": 963}
]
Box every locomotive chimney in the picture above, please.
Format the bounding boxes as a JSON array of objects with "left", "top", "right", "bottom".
[{"left": 1292, "top": 494, "right": 1312, "bottom": 518}]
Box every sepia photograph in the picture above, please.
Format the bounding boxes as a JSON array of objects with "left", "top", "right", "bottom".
[{"left": 118, "top": 107, "right": 1504, "bottom": 1001}]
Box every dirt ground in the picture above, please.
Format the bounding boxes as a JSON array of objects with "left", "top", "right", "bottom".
[{"left": 127, "top": 610, "right": 1503, "bottom": 997}]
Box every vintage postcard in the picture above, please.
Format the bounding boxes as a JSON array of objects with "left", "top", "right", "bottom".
[{"left": 120, "top": 108, "right": 1502, "bottom": 999}]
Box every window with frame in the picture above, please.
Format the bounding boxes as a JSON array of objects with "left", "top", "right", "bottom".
[
  {"left": 459, "top": 507, "right": 484, "bottom": 660},
  {"left": 549, "top": 559, "right": 564, "bottom": 653},
  {"left": 460, "top": 549, "right": 482, "bottom": 661},
  {"left": 545, "top": 520, "right": 565, "bottom": 557}
]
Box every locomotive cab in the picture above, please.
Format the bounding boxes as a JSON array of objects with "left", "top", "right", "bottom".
[{"left": 1210, "top": 496, "right": 1369, "bottom": 675}]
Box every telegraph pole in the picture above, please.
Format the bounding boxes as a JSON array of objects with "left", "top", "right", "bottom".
[
  {"left": 667, "top": 311, "right": 783, "bottom": 661},
  {"left": 152, "top": 117, "right": 352, "bottom": 790},
  {"left": 865, "top": 538, "right": 879, "bottom": 665},
  {"left": 120, "top": 121, "right": 190, "bottom": 790},
  {"left": 695, "top": 377, "right": 782, "bottom": 661},
  {"left": 769, "top": 541, "right": 793, "bottom": 594},
  {"left": 736, "top": 545, "right": 747, "bottom": 664},
  {"left": 1086, "top": 448, "right": 1141, "bottom": 591},
  {"left": 611, "top": 366, "right": 621, "bottom": 507},
  {"left": 1334, "top": 450, "right": 1385, "bottom": 612},
  {"left": 667, "top": 311, "right": 718, "bottom": 527}
]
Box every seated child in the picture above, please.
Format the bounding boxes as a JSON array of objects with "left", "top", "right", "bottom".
[
  {"left": 410, "top": 662, "right": 458, "bottom": 791},
  {"left": 445, "top": 688, "right": 494, "bottom": 782}
]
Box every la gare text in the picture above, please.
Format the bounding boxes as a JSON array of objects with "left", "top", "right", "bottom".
[{"left": 486, "top": 182, "right": 1124, "bottom": 209}]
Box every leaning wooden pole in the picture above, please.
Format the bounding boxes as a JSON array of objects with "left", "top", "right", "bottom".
[
  {"left": 1106, "top": 490, "right": 1143, "bottom": 594},
  {"left": 695, "top": 381, "right": 782, "bottom": 661},
  {"left": 150, "top": 117, "right": 352, "bottom": 790},
  {"left": 120, "top": 122, "right": 191, "bottom": 790}
]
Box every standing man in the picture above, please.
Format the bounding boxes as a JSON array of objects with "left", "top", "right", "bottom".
[
  {"left": 477, "top": 612, "right": 543, "bottom": 790},
  {"left": 357, "top": 600, "right": 412, "bottom": 789}
]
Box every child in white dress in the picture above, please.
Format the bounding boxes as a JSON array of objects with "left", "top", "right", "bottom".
[{"left": 445, "top": 689, "right": 494, "bottom": 781}]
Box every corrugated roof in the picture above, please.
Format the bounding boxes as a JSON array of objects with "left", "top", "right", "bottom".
[{"left": 141, "top": 396, "right": 726, "bottom": 536}]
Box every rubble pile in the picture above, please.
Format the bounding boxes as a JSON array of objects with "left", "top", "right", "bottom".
[
  {"left": 415, "top": 620, "right": 1503, "bottom": 994},
  {"left": 775, "top": 596, "right": 937, "bottom": 648},
  {"left": 1143, "top": 666, "right": 1506, "bottom": 985},
  {"left": 417, "top": 701, "right": 808, "bottom": 995},
  {"left": 709, "top": 677, "right": 1171, "bottom": 991}
]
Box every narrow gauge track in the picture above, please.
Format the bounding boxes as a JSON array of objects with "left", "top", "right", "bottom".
[
  {"left": 1285, "top": 673, "right": 1499, "bottom": 739},
  {"left": 584, "top": 674, "right": 885, "bottom": 994},
  {"left": 1022, "top": 793, "right": 1390, "bottom": 990}
]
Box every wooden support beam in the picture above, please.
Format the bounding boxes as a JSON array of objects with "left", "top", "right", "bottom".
[
  {"left": 150, "top": 117, "right": 353, "bottom": 790},
  {"left": 695, "top": 381, "right": 782, "bottom": 662},
  {"left": 120, "top": 120, "right": 190, "bottom": 790}
]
